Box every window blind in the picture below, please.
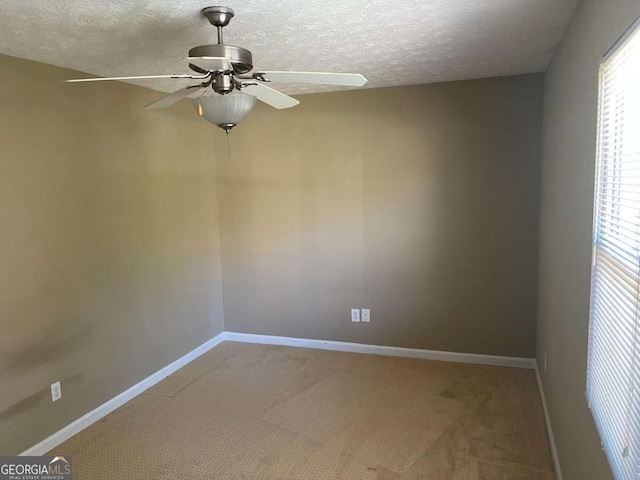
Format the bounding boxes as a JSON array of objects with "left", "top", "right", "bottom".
[{"left": 588, "top": 16, "right": 640, "bottom": 480}]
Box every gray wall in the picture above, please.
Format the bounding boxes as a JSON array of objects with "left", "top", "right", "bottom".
[
  {"left": 537, "top": 1, "right": 640, "bottom": 479},
  {"left": 215, "top": 74, "right": 543, "bottom": 358},
  {"left": 0, "top": 54, "right": 225, "bottom": 455}
]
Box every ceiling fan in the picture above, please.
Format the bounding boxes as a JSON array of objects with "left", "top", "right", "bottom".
[{"left": 66, "top": 6, "right": 368, "bottom": 133}]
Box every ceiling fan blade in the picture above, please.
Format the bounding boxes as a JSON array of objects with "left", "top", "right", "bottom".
[
  {"left": 144, "top": 85, "right": 207, "bottom": 110},
  {"left": 241, "top": 83, "right": 300, "bottom": 109},
  {"left": 66, "top": 74, "right": 209, "bottom": 83},
  {"left": 251, "top": 71, "right": 367, "bottom": 87},
  {"left": 186, "top": 57, "right": 232, "bottom": 72}
]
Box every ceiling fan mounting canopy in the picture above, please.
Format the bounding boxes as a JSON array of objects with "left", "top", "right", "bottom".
[{"left": 202, "top": 6, "right": 234, "bottom": 27}]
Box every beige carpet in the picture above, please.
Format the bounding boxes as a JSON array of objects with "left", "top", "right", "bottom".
[{"left": 50, "top": 341, "right": 555, "bottom": 479}]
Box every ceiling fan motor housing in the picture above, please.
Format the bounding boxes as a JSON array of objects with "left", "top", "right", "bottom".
[{"left": 188, "top": 44, "right": 253, "bottom": 74}]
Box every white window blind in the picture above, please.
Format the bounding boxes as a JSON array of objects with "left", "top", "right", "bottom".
[{"left": 588, "top": 16, "right": 640, "bottom": 480}]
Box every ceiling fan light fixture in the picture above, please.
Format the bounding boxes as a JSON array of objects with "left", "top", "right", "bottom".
[{"left": 194, "top": 92, "right": 256, "bottom": 133}]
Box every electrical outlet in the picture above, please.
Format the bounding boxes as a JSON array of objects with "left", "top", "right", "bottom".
[
  {"left": 51, "top": 381, "right": 62, "bottom": 402},
  {"left": 351, "top": 308, "right": 360, "bottom": 322},
  {"left": 361, "top": 308, "right": 371, "bottom": 322}
]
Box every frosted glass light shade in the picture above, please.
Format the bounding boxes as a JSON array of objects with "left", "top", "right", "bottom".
[{"left": 193, "top": 92, "right": 256, "bottom": 133}]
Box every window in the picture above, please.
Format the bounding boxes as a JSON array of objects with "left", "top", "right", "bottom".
[{"left": 588, "top": 16, "right": 640, "bottom": 480}]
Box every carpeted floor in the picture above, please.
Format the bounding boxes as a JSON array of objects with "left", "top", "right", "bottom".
[{"left": 50, "top": 341, "right": 555, "bottom": 479}]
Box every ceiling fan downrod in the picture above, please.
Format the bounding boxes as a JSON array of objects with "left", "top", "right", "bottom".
[{"left": 201, "top": 6, "right": 234, "bottom": 45}]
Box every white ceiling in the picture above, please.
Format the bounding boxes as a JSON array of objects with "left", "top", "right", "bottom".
[{"left": 0, "top": 0, "right": 579, "bottom": 95}]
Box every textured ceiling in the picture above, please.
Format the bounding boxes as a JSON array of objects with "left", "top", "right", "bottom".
[{"left": 0, "top": 0, "right": 579, "bottom": 95}]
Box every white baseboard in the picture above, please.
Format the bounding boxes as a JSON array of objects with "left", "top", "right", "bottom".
[
  {"left": 21, "top": 330, "right": 538, "bottom": 456},
  {"left": 223, "top": 332, "right": 537, "bottom": 370},
  {"left": 535, "top": 364, "right": 563, "bottom": 480},
  {"left": 20, "top": 332, "right": 226, "bottom": 456}
]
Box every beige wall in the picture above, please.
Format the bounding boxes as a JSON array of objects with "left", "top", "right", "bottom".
[
  {"left": 215, "top": 75, "right": 543, "bottom": 358},
  {"left": 537, "top": 1, "right": 640, "bottom": 479},
  {"left": 0, "top": 54, "right": 544, "bottom": 455},
  {"left": 0, "top": 54, "right": 224, "bottom": 455}
]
